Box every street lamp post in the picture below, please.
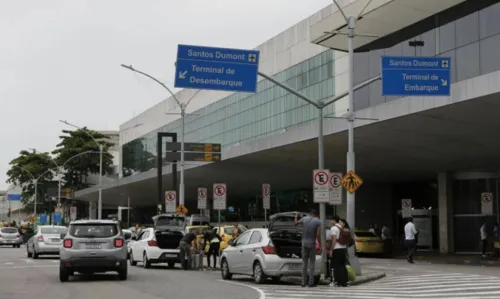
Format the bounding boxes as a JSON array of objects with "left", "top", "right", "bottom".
[
  {"left": 12, "top": 166, "right": 53, "bottom": 215},
  {"left": 120, "top": 64, "right": 201, "bottom": 207},
  {"left": 59, "top": 120, "right": 104, "bottom": 219}
]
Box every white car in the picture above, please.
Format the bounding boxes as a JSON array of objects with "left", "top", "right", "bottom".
[
  {"left": 220, "top": 212, "right": 322, "bottom": 284},
  {"left": 128, "top": 214, "right": 185, "bottom": 268},
  {"left": 27, "top": 225, "right": 67, "bottom": 258}
]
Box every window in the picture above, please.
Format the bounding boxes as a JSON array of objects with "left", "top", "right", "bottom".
[
  {"left": 41, "top": 227, "right": 67, "bottom": 235},
  {"left": 0, "top": 228, "right": 17, "bottom": 234},
  {"left": 234, "top": 231, "right": 252, "bottom": 246},
  {"left": 68, "top": 223, "right": 119, "bottom": 238},
  {"left": 248, "top": 231, "right": 262, "bottom": 244}
]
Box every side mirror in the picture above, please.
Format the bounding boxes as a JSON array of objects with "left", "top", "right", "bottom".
[{"left": 228, "top": 239, "right": 235, "bottom": 246}]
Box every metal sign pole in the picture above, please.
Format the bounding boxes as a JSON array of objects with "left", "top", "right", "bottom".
[
  {"left": 218, "top": 209, "right": 221, "bottom": 268},
  {"left": 179, "top": 104, "right": 186, "bottom": 206},
  {"left": 264, "top": 209, "right": 267, "bottom": 228},
  {"left": 346, "top": 16, "right": 356, "bottom": 230}
]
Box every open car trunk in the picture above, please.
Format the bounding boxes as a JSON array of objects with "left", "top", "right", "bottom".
[
  {"left": 268, "top": 212, "right": 308, "bottom": 259},
  {"left": 155, "top": 229, "right": 184, "bottom": 249}
]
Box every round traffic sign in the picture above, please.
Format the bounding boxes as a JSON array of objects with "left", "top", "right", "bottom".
[
  {"left": 166, "top": 191, "right": 176, "bottom": 202},
  {"left": 402, "top": 199, "right": 411, "bottom": 208},
  {"left": 262, "top": 184, "right": 270, "bottom": 196},
  {"left": 198, "top": 188, "right": 207, "bottom": 199},
  {"left": 214, "top": 184, "right": 226, "bottom": 196},
  {"left": 482, "top": 193, "right": 493, "bottom": 203},
  {"left": 330, "top": 174, "right": 342, "bottom": 188},
  {"left": 314, "top": 171, "right": 329, "bottom": 186}
]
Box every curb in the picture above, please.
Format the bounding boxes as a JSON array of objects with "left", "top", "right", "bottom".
[
  {"left": 395, "top": 256, "right": 500, "bottom": 267},
  {"left": 349, "top": 272, "right": 386, "bottom": 286}
]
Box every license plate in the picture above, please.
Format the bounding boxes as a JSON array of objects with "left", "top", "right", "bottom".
[
  {"left": 165, "top": 254, "right": 177, "bottom": 258},
  {"left": 288, "top": 263, "right": 302, "bottom": 270},
  {"left": 51, "top": 239, "right": 60, "bottom": 242},
  {"left": 85, "top": 244, "right": 101, "bottom": 249}
]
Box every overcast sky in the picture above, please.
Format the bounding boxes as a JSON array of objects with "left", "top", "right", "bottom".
[{"left": 0, "top": 0, "right": 331, "bottom": 190}]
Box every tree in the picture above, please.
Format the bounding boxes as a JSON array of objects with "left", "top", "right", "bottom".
[
  {"left": 122, "top": 138, "right": 155, "bottom": 177},
  {"left": 52, "top": 128, "right": 114, "bottom": 191},
  {"left": 6, "top": 150, "right": 57, "bottom": 210}
]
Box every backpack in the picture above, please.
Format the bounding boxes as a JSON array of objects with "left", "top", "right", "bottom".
[{"left": 338, "top": 226, "right": 353, "bottom": 246}]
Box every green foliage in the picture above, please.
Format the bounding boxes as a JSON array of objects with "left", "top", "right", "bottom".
[
  {"left": 52, "top": 128, "right": 114, "bottom": 190},
  {"left": 6, "top": 150, "right": 56, "bottom": 208},
  {"left": 122, "top": 138, "right": 155, "bottom": 177}
]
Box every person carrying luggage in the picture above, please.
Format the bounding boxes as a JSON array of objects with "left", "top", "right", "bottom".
[{"left": 179, "top": 229, "right": 198, "bottom": 270}]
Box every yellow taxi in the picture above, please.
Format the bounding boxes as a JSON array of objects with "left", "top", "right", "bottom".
[
  {"left": 354, "top": 230, "right": 384, "bottom": 255},
  {"left": 211, "top": 225, "right": 247, "bottom": 252},
  {"left": 186, "top": 225, "right": 211, "bottom": 247}
]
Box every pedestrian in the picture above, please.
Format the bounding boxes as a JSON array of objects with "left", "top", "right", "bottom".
[
  {"left": 179, "top": 229, "right": 198, "bottom": 270},
  {"left": 381, "top": 224, "right": 393, "bottom": 257},
  {"left": 493, "top": 222, "right": 500, "bottom": 256},
  {"left": 232, "top": 224, "right": 240, "bottom": 239},
  {"left": 204, "top": 228, "right": 221, "bottom": 270},
  {"left": 294, "top": 209, "right": 322, "bottom": 287},
  {"left": 330, "top": 216, "right": 349, "bottom": 287},
  {"left": 404, "top": 217, "right": 418, "bottom": 264},
  {"left": 340, "top": 219, "right": 354, "bottom": 265},
  {"left": 481, "top": 219, "right": 488, "bottom": 258}
]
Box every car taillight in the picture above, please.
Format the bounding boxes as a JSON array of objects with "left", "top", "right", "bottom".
[
  {"left": 316, "top": 240, "right": 321, "bottom": 255},
  {"left": 37, "top": 236, "right": 44, "bottom": 242},
  {"left": 63, "top": 239, "right": 72, "bottom": 248},
  {"left": 262, "top": 245, "right": 276, "bottom": 255},
  {"left": 147, "top": 240, "right": 157, "bottom": 247},
  {"left": 114, "top": 238, "right": 124, "bottom": 247}
]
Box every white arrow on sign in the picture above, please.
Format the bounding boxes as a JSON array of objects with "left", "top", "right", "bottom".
[
  {"left": 441, "top": 79, "right": 448, "bottom": 86},
  {"left": 179, "top": 71, "right": 187, "bottom": 79}
]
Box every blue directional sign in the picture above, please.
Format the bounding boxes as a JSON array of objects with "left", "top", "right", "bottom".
[
  {"left": 381, "top": 56, "right": 451, "bottom": 96},
  {"left": 174, "top": 44, "right": 260, "bottom": 93},
  {"left": 53, "top": 212, "right": 61, "bottom": 224},
  {"left": 39, "top": 213, "right": 47, "bottom": 225}
]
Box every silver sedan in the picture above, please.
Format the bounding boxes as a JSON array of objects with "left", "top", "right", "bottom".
[
  {"left": 27, "top": 225, "right": 67, "bottom": 258},
  {"left": 220, "top": 217, "right": 322, "bottom": 285}
]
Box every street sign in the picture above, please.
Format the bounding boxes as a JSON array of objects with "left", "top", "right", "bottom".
[
  {"left": 262, "top": 184, "right": 271, "bottom": 210},
  {"left": 53, "top": 211, "right": 62, "bottom": 224},
  {"left": 197, "top": 187, "right": 207, "bottom": 210},
  {"left": 174, "top": 44, "right": 260, "bottom": 93},
  {"left": 176, "top": 204, "right": 189, "bottom": 215},
  {"left": 401, "top": 199, "right": 412, "bottom": 218},
  {"left": 329, "top": 172, "right": 343, "bottom": 205},
  {"left": 381, "top": 56, "right": 451, "bottom": 96},
  {"left": 341, "top": 171, "right": 363, "bottom": 193},
  {"left": 213, "top": 183, "right": 227, "bottom": 210},
  {"left": 39, "top": 213, "right": 47, "bottom": 225},
  {"left": 165, "top": 142, "right": 221, "bottom": 153},
  {"left": 70, "top": 207, "right": 77, "bottom": 221},
  {"left": 165, "top": 191, "right": 177, "bottom": 213},
  {"left": 165, "top": 152, "right": 221, "bottom": 162},
  {"left": 481, "top": 192, "right": 494, "bottom": 215},
  {"left": 313, "top": 169, "right": 330, "bottom": 203}
]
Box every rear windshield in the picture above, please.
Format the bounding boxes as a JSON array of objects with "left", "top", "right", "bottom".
[
  {"left": 1, "top": 228, "right": 17, "bottom": 234},
  {"left": 68, "top": 224, "right": 119, "bottom": 238},
  {"left": 156, "top": 217, "right": 185, "bottom": 227},
  {"left": 41, "top": 227, "right": 67, "bottom": 235},
  {"left": 188, "top": 226, "right": 210, "bottom": 234},
  {"left": 355, "top": 232, "right": 378, "bottom": 238},
  {"left": 223, "top": 226, "right": 247, "bottom": 235}
]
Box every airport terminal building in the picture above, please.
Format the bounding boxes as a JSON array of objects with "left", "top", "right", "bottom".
[{"left": 77, "top": 0, "right": 500, "bottom": 254}]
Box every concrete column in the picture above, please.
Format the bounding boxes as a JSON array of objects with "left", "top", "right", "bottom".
[
  {"left": 438, "top": 172, "right": 454, "bottom": 253},
  {"left": 89, "top": 202, "right": 97, "bottom": 220}
]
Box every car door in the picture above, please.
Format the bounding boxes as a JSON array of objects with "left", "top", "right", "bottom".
[
  {"left": 132, "top": 231, "right": 146, "bottom": 261},
  {"left": 239, "top": 231, "right": 263, "bottom": 275},
  {"left": 229, "top": 231, "right": 252, "bottom": 273}
]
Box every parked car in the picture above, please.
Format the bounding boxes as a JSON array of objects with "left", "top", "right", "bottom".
[
  {"left": 220, "top": 212, "right": 321, "bottom": 284},
  {"left": 0, "top": 227, "right": 22, "bottom": 248},
  {"left": 129, "top": 214, "right": 185, "bottom": 268},
  {"left": 59, "top": 220, "right": 127, "bottom": 282},
  {"left": 354, "top": 230, "right": 385, "bottom": 256},
  {"left": 26, "top": 225, "right": 67, "bottom": 258},
  {"left": 212, "top": 224, "right": 248, "bottom": 252}
]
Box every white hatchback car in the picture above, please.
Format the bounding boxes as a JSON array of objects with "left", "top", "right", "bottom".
[{"left": 220, "top": 212, "right": 322, "bottom": 284}]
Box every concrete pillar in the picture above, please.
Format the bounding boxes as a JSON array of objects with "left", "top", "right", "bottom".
[
  {"left": 89, "top": 201, "right": 97, "bottom": 219},
  {"left": 438, "top": 172, "right": 454, "bottom": 253}
]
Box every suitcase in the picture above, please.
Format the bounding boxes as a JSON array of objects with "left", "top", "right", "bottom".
[{"left": 191, "top": 253, "right": 203, "bottom": 270}]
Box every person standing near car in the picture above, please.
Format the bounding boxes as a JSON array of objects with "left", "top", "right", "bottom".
[
  {"left": 179, "top": 229, "right": 198, "bottom": 270},
  {"left": 204, "top": 228, "right": 221, "bottom": 270},
  {"left": 294, "top": 209, "right": 322, "bottom": 288},
  {"left": 330, "top": 216, "right": 349, "bottom": 287}
]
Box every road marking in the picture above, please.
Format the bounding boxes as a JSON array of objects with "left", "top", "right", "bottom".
[
  {"left": 4, "top": 262, "right": 13, "bottom": 265},
  {"left": 21, "top": 259, "right": 34, "bottom": 263},
  {"left": 51, "top": 260, "right": 58, "bottom": 263},
  {"left": 217, "top": 280, "right": 265, "bottom": 299},
  {"left": 0, "top": 265, "right": 57, "bottom": 270}
]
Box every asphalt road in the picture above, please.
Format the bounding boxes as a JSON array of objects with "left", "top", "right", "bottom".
[
  {"left": 4, "top": 245, "right": 500, "bottom": 299},
  {"left": 0, "top": 246, "right": 258, "bottom": 299}
]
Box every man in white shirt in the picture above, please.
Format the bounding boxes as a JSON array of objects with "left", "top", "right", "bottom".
[
  {"left": 404, "top": 217, "right": 418, "bottom": 264},
  {"left": 481, "top": 220, "right": 487, "bottom": 258},
  {"left": 330, "top": 216, "right": 348, "bottom": 287}
]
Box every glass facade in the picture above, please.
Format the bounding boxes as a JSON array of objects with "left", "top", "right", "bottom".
[{"left": 122, "top": 50, "right": 337, "bottom": 175}]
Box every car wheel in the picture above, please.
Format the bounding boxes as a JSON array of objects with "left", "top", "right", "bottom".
[
  {"left": 59, "top": 266, "right": 69, "bottom": 282},
  {"left": 129, "top": 251, "right": 137, "bottom": 266},
  {"left": 253, "top": 261, "right": 266, "bottom": 284},
  {"left": 26, "top": 246, "right": 32, "bottom": 258},
  {"left": 220, "top": 258, "right": 232, "bottom": 280},
  {"left": 33, "top": 247, "right": 39, "bottom": 259},
  {"left": 12, "top": 245, "right": 16, "bottom": 248},
  {"left": 142, "top": 252, "right": 151, "bottom": 269},
  {"left": 118, "top": 266, "right": 128, "bottom": 281},
  {"left": 168, "top": 262, "right": 175, "bottom": 269}
]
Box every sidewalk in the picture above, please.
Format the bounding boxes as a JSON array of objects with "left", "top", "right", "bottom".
[{"left": 395, "top": 252, "right": 500, "bottom": 266}]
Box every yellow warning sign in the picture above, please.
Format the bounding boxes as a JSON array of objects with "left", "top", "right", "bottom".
[
  {"left": 341, "top": 171, "right": 363, "bottom": 193},
  {"left": 176, "top": 204, "right": 189, "bottom": 215}
]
